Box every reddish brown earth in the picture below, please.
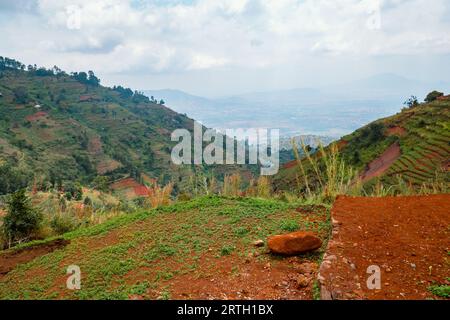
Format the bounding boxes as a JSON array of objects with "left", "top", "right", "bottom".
[
  {"left": 0, "top": 239, "right": 69, "bottom": 276},
  {"left": 319, "top": 194, "right": 450, "bottom": 300},
  {"left": 134, "top": 185, "right": 150, "bottom": 196},
  {"left": 386, "top": 126, "right": 406, "bottom": 136},
  {"left": 25, "top": 111, "right": 47, "bottom": 122},
  {"left": 360, "top": 142, "right": 401, "bottom": 182},
  {"left": 87, "top": 137, "right": 103, "bottom": 155},
  {"left": 110, "top": 177, "right": 151, "bottom": 197},
  {"left": 282, "top": 160, "right": 297, "bottom": 169},
  {"left": 110, "top": 177, "right": 142, "bottom": 190},
  {"left": 164, "top": 256, "right": 319, "bottom": 300},
  {"left": 96, "top": 159, "right": 122, "bottom": 175}
]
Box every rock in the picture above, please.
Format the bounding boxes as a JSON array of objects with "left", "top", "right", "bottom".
[
  {"left": 267, "top": 231, "right": 322, "bottom": 255},
  {"left": 253, "top": 240, "right": 264, "bottom": 247},
  {"left": 296, "top": 274, "right": 311, "bottom": 288},
  {"left": 298, "top": 262, "right": 317, "bottom": 275}
]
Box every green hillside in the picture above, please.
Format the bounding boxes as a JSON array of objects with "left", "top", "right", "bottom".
[
  {"left": 0, "top": 58, "right": 252, "bottom": 196},
  {"left": 273, "top": 96, "right": 450, "bottom": 193},
  {"left": 0, "top": 196, "right": 330, "bottom": 300}
]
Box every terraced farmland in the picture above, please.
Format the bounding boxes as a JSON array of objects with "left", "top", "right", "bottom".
[{"left": 273, "top": 97, "right": 450, "bottom": 193}]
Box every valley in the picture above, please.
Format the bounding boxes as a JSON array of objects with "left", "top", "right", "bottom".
[{"left": 0, "top": 57, "right": 448, "bottom": 301}]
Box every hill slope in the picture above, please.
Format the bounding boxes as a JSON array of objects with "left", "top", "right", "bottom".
[
  {"left": 273, "top": 97, "right": 450, "bottom": 192},
  {"left": 0, "top": 196, "right": 330, "bottom": 300},
  {"left": 0, "top": 60, "right": 252, "bottom": 196}
]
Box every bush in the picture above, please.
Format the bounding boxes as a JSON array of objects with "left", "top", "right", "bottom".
[
  {"left": 50, "top": 213, "right": 77, "bottom": 235},
  {"left": 64, "top": 182, "right": 83, "bottom": 201},
  {"left": 2, "top": 190, "right": 42, "bottom": 247},
  {"left": 425, "top": 91, "right": 444, "bottom": 103},
  {"left": 404, "top": 95, "right": 419, "bottom": 108}
]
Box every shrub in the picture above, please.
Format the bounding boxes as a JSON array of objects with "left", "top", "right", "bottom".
[
  {"left": 404, "top": 95, "right": 419, "bottom": 108},
  {"left": 50, "top": 213, "right": 77, "bottom": 235},
  {"left": 220, "top": 245, "right": 235, "bottom": 256},
  {"left": 2, "top": 190, "right": 42, "bottom": 247},
  {"left": 424, "top": 91, "right": 444, "bottom": 103},
  {"left": 428, "top": 284, "right": 450, "bottom": 298}
]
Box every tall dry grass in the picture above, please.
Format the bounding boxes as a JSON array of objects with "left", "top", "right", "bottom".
[
  {"left": 293, "top": 138, "right": 356, "bottom": 202},
  {"left": 222, "top": 173, "right": 242, "bottom": 197},
  {"left": 147, "top": 182, "right": 173, "bottom": 208}
]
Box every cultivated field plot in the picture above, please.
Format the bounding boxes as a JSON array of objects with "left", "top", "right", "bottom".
[
  {"left": 0, "top": 196, "right": 331, "bottom": 300},
  {"left": 319, "top": 194, "right": 450, "bottom": 300}
]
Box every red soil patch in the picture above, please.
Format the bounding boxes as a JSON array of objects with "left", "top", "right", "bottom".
[
  {"left": 110, "top": 178, "right": 150, "bottom": 197},
  {"left": 110, "top": 178, "right": 141, "bottom": 190},
  {"left": 319, "top": 194, "right": 450, "bottom": 300},
  {"left": 283, "top": 160, "right": 298, "bottom": 169},
  {"left": 386, "top": 126, "right": 406, "bottom": 136},
  {"left": 25, "top": 111, "right": 47, "bottom": 122},
  {"left": 88, "top": 137, "right": 102, "bottom": 155},
  {"left": 442, "top": 160, "right": 450, "bottom": 172},
  {"left": 360, "top": 142, "right": 401, "bottom": 182},
  {"left": 0, "top": 239, "right": 69, "bottom": 276},
  {"left": 133, "top": 185, "right": 150, "bottom": 197},
  {"left": 79, "top": 95, "right": 99, "bottom": 102},
  {"left": 164, "top": 256, "right": 319, "bottom": 300},
  {"left": 436, "top": 95, "right": 450, "bottom": 101},
  {"left": 337, "top": 139, "right": 348, "bottom": 150},
  {"left": 96, "top": 159, "right": 122, "bottom": 175}
]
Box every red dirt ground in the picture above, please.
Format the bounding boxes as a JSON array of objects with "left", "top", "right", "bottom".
[
  {"left": 110, "top": 178, "right": 151, "bottom": 197},
  {"left": 386, "top": 126, "right": 406, "bottom": 136},
  {"left": 133, "top": 185, "right": 150, "bottom": 196},
  {"left": 360, "top": 142, "right": 401, "bottom": 182},
  {"left": 25, "top": 111, "right": 47, "bottom": 122},
  {"left": 110, "top": 178, "right": 141, "bottom": 190},
  {"left": 319, "top": 194, "right": 450, "bottom": 300},
  {"left": 88, "top": 137, "right": 103, "bottom": 155},
  {"left": 0, "top": 239, "right": 69, "bottom": 277}
]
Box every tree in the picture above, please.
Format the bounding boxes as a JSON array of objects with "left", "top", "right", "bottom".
[
  {"left": 2, "top": 190, "right": 42, "bottom": 247},
  {"left": 83, "top": 196, "right": 93, "bottom": 206},
  {"left": 404, "top": 95, "right": 419, "bottom": 108},
  {"left": 159, "top": 99, "right": 165, "bottom": 105},
  {"left": 13, "top": 86, "right": 28, "bottom": 104},
  {"left": 64, "top": 182, "right": 83, "bottom": 201},
  {"left": 87, "top": 70, "right": 100, "bottom": 86},
  {"left": 425, "top": 91, "right": 444, "bottom": 103},
  {"left": 93, "top": 176, "right": 109, "bottom": 192},
  {"left": 71, "top": 72, "right": 88, "bottom": 84}
]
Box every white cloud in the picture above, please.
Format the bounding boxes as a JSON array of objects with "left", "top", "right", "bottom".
[{"left": 1, "top": 0, "right": 449, "bottom": 94}]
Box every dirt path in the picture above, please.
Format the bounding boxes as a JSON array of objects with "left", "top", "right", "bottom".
[{"left": 318, "top": 194, "right": 450, "bottom": 300}]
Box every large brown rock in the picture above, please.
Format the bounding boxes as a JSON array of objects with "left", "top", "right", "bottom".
[{"left": 268, "top": 231, "right": 322, "bottom": 255}]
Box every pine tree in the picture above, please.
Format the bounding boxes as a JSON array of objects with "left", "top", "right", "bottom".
[{"left": 2, "top": 189, "right": 42, "bottom": 247}]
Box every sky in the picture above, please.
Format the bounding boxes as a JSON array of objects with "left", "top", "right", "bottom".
[{"left": 1, "top": 0, "right": 450, "bottom": 97}]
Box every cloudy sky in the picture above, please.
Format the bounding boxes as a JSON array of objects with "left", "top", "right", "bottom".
[{"left": 1, "top": 0, "right": 449, "bottom": 97}]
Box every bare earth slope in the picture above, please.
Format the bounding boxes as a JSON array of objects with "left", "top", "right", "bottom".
[{"left": 319, "top": 194, "right": 450, "bottom": 300}]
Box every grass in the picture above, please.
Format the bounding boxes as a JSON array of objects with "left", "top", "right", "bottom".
[
  {"left": 0, "top": 195, "right": 331, "bottom": 300},
  {"left": 280, "top": 219, "right": 300, "bottom": 232},
  {"left": 428, "top": 284, "right": 450, "bottom": 298}
]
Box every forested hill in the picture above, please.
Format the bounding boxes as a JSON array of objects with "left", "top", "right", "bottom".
[{"left": 0, "top": 57, "right": 207, "bottom": 195}]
